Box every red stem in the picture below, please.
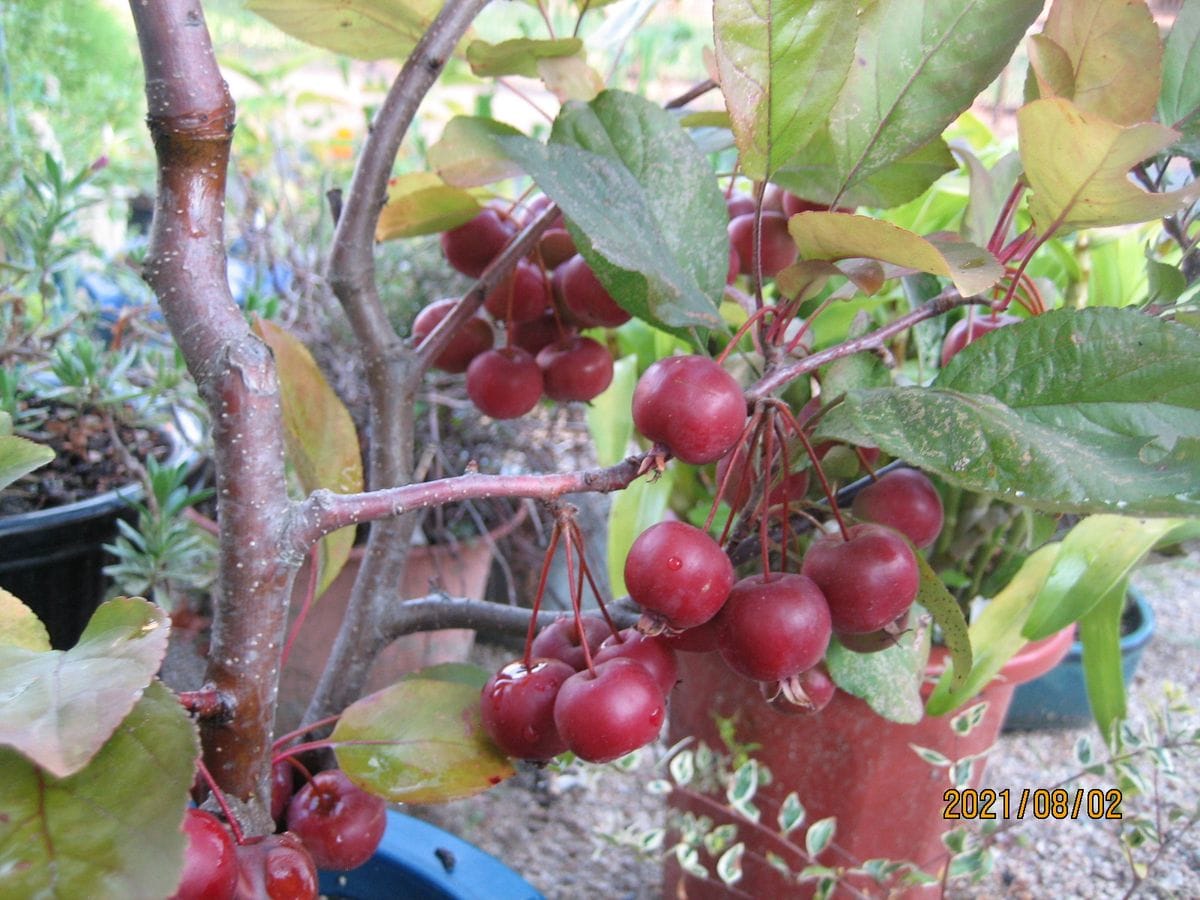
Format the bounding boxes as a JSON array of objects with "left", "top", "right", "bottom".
[
  {"left": 522, "top": 525, "right": 561, "bottom": 668},
  {"left": 775, "top": 401, "right": 849, "bottom": 540},
  {"left": 197, "top": 760, "right": 246, "bottom": 845}
]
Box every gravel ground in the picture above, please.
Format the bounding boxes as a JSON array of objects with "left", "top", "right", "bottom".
[{"left": 409, "top": 545, "right": 1200, "bottom": 899}]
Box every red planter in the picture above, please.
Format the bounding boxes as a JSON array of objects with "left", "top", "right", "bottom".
[{"left": 664, "top": 627, "right": 1075, "bottom": 898}]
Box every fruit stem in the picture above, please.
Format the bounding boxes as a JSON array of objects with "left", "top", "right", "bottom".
[
  {"left": 708, "top": 409, "right": 764, "bottom": 539},
  {"left": 281, "top": 543, "right": 320, "bottom": 669},
  {"left": 987, "top": 179, "right": 1026, "bottom": 255},
  {"left": 715, "top": 305, "right": 777, "bottom": 366},
  {"left": 523, "top": 523, "right": 562, "bottom": 669},
  {"left": 570, "top": 519, "right": 622, "bottom": 638},
  {"left": 774, "top": 400, "right": 850, "bottom": 541},
  {"left": 854, "top": 446, "right": 878, "bottom": 480},
  {"left": 272, "top": 714, "right": 344, "bottom": 753},
  {"left": 197, "top": 759, "right": 247, "bottom": 845},
  {"left": 758, "top": 409, "right": 776, "bottom": 576},
  {"left": 773, "top": 417, "right": 793, "bottom": 573},
  {"left": 562, "top": 523, "right": 598, "bottom": 677}
]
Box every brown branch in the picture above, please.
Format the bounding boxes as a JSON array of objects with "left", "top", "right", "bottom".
[
  {"left": 286, "top": 452, "right": 653, "bottom": 557},
  {"left": 746, "top": 289, "right": 985, "bottom": 400},
  {"left": 303, "top": 0, "right": 492, "bottom": 729},
  {"left": 381, "top": 594, "right": 640, "bottom": 644},
  {"left": 130, "top": 0, "right": 295, "bottom": 830}
]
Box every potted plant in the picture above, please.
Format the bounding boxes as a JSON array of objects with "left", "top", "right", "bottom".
[
  {"left": 0, "top": 153, "right": 206, "bottom": 648},
  {"left": 1, "top": 0, "right": 1198, "bottom": 897}
]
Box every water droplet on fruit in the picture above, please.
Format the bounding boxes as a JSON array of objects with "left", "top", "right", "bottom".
[
  {"left": 523, "top": 725, "right": 540, "bottom": 742},
  {"left": 666, "top": 557, "right": 682, "bottom": 571}
]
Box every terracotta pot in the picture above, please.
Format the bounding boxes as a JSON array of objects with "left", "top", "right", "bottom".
[
  {"left": 663, "top": 626, "right": 1076, "bottom": 898},
  {"left": 277, "top": 521, "right": 516, "bottom": 732}
]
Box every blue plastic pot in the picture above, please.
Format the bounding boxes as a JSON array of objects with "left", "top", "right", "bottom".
[
  {"left": 318, "top": 809, "right": 544, "bottom": 900},
  {"left": 1002, "top": 588, "right": 1155, "bottom": 731}
]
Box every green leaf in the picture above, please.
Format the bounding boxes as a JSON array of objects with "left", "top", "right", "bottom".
[
  {"left": 716, "top": 842, "right": 745, "bottom": 886},
  {"left": 255, "top": 320, "right": 363, "bottom": 597},
  {"left": 537, "top": 55, "right": 603, "bottom": 104},
  {"left": 429, "top": 116, "right": 527, "bottom": 189},
  {"left": 914, "top": 552, "right": 971, "bottom": 691},
  {"left": 0, "top": 434, "right": 53, "bottom": 493},
  {"left": 1077, "top": 578, "right": 1128, "bottom": 740},
  {"left": 909, "top": 744, "right": 950, "bottom": 767},
  {"left": 1031, "top": 0, "right": 1163, "bottom": 125},
  {"left": 606, "top": 468, "right": 675, "bottom": 600},
  {"left": 465, "top": 37, "right": 582, "bottom": 78},
  {"left": 926, "top": 544, "right": 1059, "bottom": 715},
  {"left": 957, "top": 149, "right": 1023, "bottom": 248},
  {"left": 805, "top": 817, "right": 837, "bottom": 857},
  {"left": 788, "top": 213, "right": 1002, "bottom": 297},
  {"left": 399, "top": 661, "right": 491, "bottom": 689},
  {"left": 245, "top": 0, "right": 445, "bottom": 60},
  {"left": 497, "top": 91, "right": 728, "bottom": 342},
  {"left": 1159, "top": 1, "right": 1200, "bottom": 156},
  {"left": 726, "top": 759, "right": 760, "bottom": 806},
  {"left": 0, "top": 680, "right": 199, "bottom": 899},
  {"left": 826, "top": 622, "right": 928, "bottom": 724},
  {"left": 774, "top": 134, "right": 956, "bottom": 210},
  {"left": 1022, "top": 516, "right": 1198, "bottom": 640},
  {"left": 0, "top": 589, "right": 50, "bottom": 652},
  {"left": 332, "top": 677, "right": 514, "bottom": 803},
  {"left": 819, "top": 309, "right": 1200, "bottom": 516},
  {"left": 374, "top": 172, "right": 481, "bottom": 241},
  {"left": 0, "top": 598, "right": 169, "bottom": 778},
  {"left": 778, "top": 791, "right": 806, "bottom": 835},
  {"left": 712, "top": 0, "right": 857, "bottom": 180},
  {"left": 587, "top": 354, "right": 636, "bottom": 468},
  {"left": 1019, "top": 98, "right": 1200, "bottom": 234},
  {"left": 779, "top": 0, "right": 1041, "bottom": 203}
]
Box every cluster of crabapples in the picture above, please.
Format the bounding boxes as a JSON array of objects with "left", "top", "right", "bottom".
[
  {"left": 170, "top": 766, "right": 385, "bottom": 899},
  {"left": 480, "top": 346, "right": 948, "bottom": 766},
  {"left": 415, "top": 198, "right": 624, "bottom": 419}
]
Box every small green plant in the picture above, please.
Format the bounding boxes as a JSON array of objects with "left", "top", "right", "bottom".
[{"left": 103, "top": 457, "right": 216, "bottom": 611}]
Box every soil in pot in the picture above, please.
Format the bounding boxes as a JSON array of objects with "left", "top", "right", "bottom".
[{"left": 663, "top": 627, "right": 1075, "bottom": 898}]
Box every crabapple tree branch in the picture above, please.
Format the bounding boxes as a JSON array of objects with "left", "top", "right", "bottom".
[
  {"left": 130, "top": 0, "right": 296, "bottom": 828},
  {"left": 286, "top": 452, "right": 654, "bottom": 557},
  {"left": 746, "top": 289, "right": 985, "bottom": 400},
  {"left": 380, "top": 595, "right": 640, "bottom": 644}
]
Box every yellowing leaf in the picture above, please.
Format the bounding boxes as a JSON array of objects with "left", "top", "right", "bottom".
[
  {"left": 429, "top": 116, "right": 526, "bottom": 189},
  {"left": 1019, "top": 97, "right": 1200, "bottom": 233},
  {"left": 1033, "top": 0, "right": 1163, "bottom": 125},
  {"left": 246, "top": 0, "right": 446, "bottom": 61},
  {"left": 466, "top": 37, "right": 583, "bottom": 78},
  {"left": 537, "top": 55, "right": 603, "bottom": 104},
  {"left": 254, "top": 321, "right": 363, "bottom": 596},
  {"left": 788, "top": 212, "right": 1002, "bottom": 297},
  {"left": 376, "top": 172, "right": 480, "bottom": 241},
  {"left": 0, "top": 589, "right": 50, "bottom": 652}
]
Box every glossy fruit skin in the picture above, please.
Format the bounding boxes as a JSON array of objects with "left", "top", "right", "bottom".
[
  {"left": 801, "top": 523, "right": 920, "bottom": 635},
  {"left": 286, "top": 769, "right": 387, "bottom": 872},
  {"left": 940, "top": 312, "right": 1021, "bottom": 366},
  {"left": 623, "top": 521, "right": 735, "bottom": 629},
  {"left": 483, "top": 259, "right": 551, "bottom": 323},
  {"left": 631, "top": 355, "right": 746, "bottom": 464},
  {"left": 553, "top": 657, "right": 665, "bottom": 763},
  {"left": 536, "top": 336, "right": 614, "bottom": 402},
  {"left": 271, "top": 760, "right": 296, "bottom": 825},
  {"left": 465, "top": 347, "right": 544, "bottom": 419},
  {"left": 411, "top": 299, "right": 494, "bottom": 374},
  {"left": 851, "top": 468, "right": 944, "bottom": 549},
  {"left": 594, "top": 628, "right": 679, "bottom": 696},
  {"left": 715, "top": 573, "right": 832, "bottom": 682},
  {"left": 481, "top": 658, "right": 574, "bottom": 760},
  {"left": 440, "top": 207, "right": 515, "bottom": 278},
  {"left": 553, "top": 254, "right": 631, "bottom": 328},
  {"left": 530, "top": 615, "right": 611, "bottom": 671},
  {"left": 234, "top": 833, "right": 318, "bottom": 900},
  {"left": 727, "top": 211, "right": 798, "bottom": 277},
  {"left": 172, "top": 809, "right": 238, "bottom": 900},
  {"left": 511, "top": 310, "right": 570, "bottom": 356},
  {"left": 725, "top": 191, "right": 756, "bottom": 219}
]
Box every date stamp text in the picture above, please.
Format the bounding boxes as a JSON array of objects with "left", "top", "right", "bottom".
[{"left": 943, "top": 787, "right": 1123, "bottom": 820}]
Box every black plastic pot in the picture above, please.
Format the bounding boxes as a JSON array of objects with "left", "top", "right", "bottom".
[{"left": 0, "top": 483, "right": 143, "bottom": 649}]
